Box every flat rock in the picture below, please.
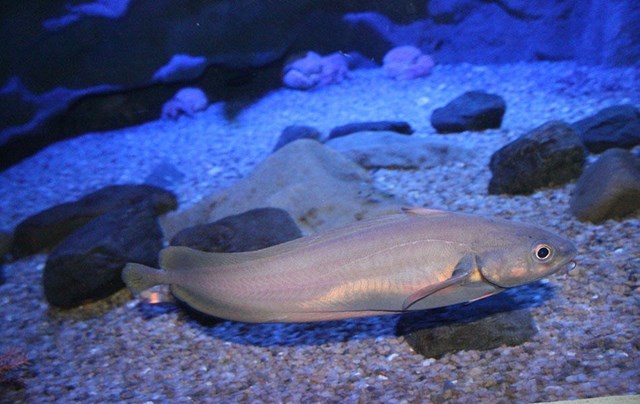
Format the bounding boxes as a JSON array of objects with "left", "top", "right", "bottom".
[
  {"left": 325, "top": 131, "right": 473, "bottom": 169},
  {"left": 12, "top": 184, "right": 177, "bottom": 258},
  {"left": 572, "top": 105, "right": 640, "bottom": 153},
  {"left": 160, "top": 139, "right": 402, "bottom": 238},
  {"left": 398, "top": 290, "right": 538, "bottom": 359},
  {"left": 170, "top": 207, "right": 302, "bottom": 252},
  {"left": 327, "top": 121, "right": 414, "bottom": 140},
  {"left": 570, "top": 148, "right": 640, "bottom": 223},
  {"left": 272, "top": 125, "right": 322, "bottom": 152},
  {"left": 488, "top": 121, "right": 586, "bottom": 195},
  {"left": 43, "top": 202, "right": 164, "bottom": 308},
  {"left": 430, "top": 91, "right": 506, "bottom": 134}
]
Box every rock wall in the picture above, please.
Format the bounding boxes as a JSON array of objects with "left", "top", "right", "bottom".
[{"left": 1, "top": 0, "right": 638, "bottom": 170}]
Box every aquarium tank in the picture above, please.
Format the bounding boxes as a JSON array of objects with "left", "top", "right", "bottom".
[{"left": 0, "top": 1, "right": 639, "bottom": 402}]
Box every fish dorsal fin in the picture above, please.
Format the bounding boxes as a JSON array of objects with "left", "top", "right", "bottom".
[
  {"left": 402, "top": 206, "right": 450, "bottom": 217},
  {"left": 402, "top": 254, "right": 477, "bottom": 310},
  {"left": 160, "top": 246, "right": 261, "bottom": 271}
]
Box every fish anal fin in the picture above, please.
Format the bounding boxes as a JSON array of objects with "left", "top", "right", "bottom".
[
  {"left": 402, "top": 254, "right": 478, "bottom": 310},
  {"left": 402, "top": 206, "right": 449, "bottom": 216}
]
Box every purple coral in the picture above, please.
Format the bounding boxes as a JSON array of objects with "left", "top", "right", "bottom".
[
  {"left": 282, "top": 51, "right": 349, "bottom": 90},
  {"left": 383, "top": 45, "right": 434, "bottom": 80},
  {"left": 161, "top": 87, "right": 208, "bottom": 120}
]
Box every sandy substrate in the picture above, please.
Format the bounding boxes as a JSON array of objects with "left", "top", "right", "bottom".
[{"left": 0, "top": 62, "right": 639, "bottom": 402}]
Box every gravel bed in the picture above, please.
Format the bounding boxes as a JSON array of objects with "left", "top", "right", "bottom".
[{"left": 0, "top": 62, "right": 639, "bottom": 403}]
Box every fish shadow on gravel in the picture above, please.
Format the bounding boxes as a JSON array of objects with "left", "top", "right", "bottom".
[
  {"left": 395, "top": 281, "right": 556, "bottom": 336},
  {"left": 136, "top": 281, "right": 557, "bottom": 348}
]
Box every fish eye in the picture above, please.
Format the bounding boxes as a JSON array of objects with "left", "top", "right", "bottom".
[{"left": 533, "top": 243, "right": 553, "bottom": 262}]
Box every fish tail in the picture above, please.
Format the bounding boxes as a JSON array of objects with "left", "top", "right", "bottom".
[{"left": 122, "top": 263, "right": 167, "bottom": 294}]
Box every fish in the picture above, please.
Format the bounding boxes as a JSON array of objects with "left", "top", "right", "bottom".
[{"left": 122, "top": 207, "right": 577, "bottom": 323}]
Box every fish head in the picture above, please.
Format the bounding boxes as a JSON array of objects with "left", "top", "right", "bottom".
[{"left": 477, "top": 226, "right": 577, "bottom": 288}]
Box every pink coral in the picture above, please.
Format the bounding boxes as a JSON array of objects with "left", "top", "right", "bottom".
[
  {"left": 161, "top": 87, "right": 208, "bottom": 120},
  {"left": 282, "top": 51, "right": 349, "bottom": 90},
  {"left": 383, "top": 45, "right": 434, "bottom": 80}
]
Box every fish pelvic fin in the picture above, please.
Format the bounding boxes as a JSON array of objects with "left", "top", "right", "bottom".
[
  {"left": 122, "top": 263, "right": 167, "bottom": 294},
  {"left": 402, "top": 254, "right": 477, "bottom": 310}
]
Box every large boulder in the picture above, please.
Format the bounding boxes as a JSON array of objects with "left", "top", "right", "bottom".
[
  {"left": 488, "top": 121, "right": 586, "bottom": 195},
  {"left": 43, "top": 202, "right": 164, "bottom": 308},
  {"left": 570, "top": 148, "right": 640, "bottom": 223},
  {"left": 12, "top": 184, "right": 177, "bottom": 258},
  {"left": 160, "top": 139, "right": 402, "bottom": 237}
]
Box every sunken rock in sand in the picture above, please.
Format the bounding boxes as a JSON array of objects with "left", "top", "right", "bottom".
[
  {"left": 12, "top": 184, "right": 176, "bottom": 258},
  {"left": 401, "top": 304, "right": 536, "bottom": 358},
  {"left": 272, "top": 125, "right": 322, "bottom": 152},
  {"left": 327, "top": 120, "right": 414, "bottom": 140},
  {"left": 488, "top": 121, "right": 586, "bottom": 195},
  {"left": 325, "top": 131, "right": 473, "bottom": 169},
  {"left": 170, "top": 208, "right": 302, "bottom": 253},
  {"left": 572, "top": 104, "right": 640, "bottom": 153},
  {"left": 159, "top": 139, "right": 402, "bottom": 238},
  {"left": 43, "top": 202, "right": 164, "bottom": 308},
  {"left": 430, "top": 91, "right": 506, "bottom": 134},
  {"left": 570, "top": 148, "right": 640, "bottom": 223}
]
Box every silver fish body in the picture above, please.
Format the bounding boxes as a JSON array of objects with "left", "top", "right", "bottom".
[{"left": 123, "top": 208, "right": 577, "bottom": 323}]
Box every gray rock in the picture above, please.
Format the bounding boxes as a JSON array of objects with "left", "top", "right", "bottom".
[
  {"left": 160, "top": 139, "right": 402, "bottom": 238},
  {"left": 570, "top": 148, "right": 640, "bottom": 223},
  {"left": 12, "top": 184, "right": 177, "bottom": 258},
  {"left": 572, "top": 105, "right": 640, "bottom": 153},
  {"left": 488, "top": 121, "right": 586, "bottom": 195},
  {"left": 327, "top": 121, "right": 414, "bottom": 140},
  {"left": 272, "top": 125, "right": 322, "bottom": 152},
  {"left": 325, "top": 131, "right": 473, "bottom": 169},
  {"left": 43, "top": 202, "right": 164, "bottom": 308},
  {"left": 170, "top": 208, "right": 302, "bottom": 252},
  {"left": 144, "top": 161, "right": 186, "bottom": 188},
  {"left": 398, "top": 290, "right": 538, "bottom": 359},
  {"left": 430, "top": 91, "right": 506, "bottom": 134}
]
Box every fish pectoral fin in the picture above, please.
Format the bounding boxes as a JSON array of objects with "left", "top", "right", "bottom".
[{"left": 402, "top": 254, "right": 478, "bottom": 310}]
